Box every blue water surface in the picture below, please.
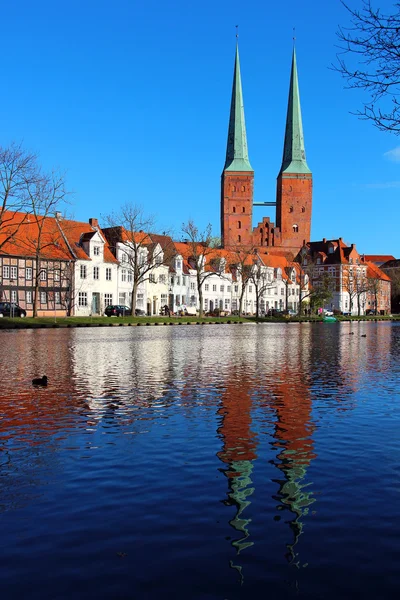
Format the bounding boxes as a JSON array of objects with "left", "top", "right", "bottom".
[{"left": 0, "top": 322, "right": 399, "bottom": 599}]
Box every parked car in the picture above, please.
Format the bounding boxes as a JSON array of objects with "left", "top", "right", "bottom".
[
  {"left": 267, "top": 308, "right": 283, "bottom": 317},
  {"left": 0, "top": 302, "right": 27, "bottom": 318},
  {"left": 366, "top": 309, "right": 376, "bottom": 315},
  {"left": 135, "top": 308, "right": 146, "bottom": 316},
  {"left": 104, "top": 305, "right": 131, "bottom": 317},
  {"left": 323, "top": 309, "right": 334, "bottom": 316}
]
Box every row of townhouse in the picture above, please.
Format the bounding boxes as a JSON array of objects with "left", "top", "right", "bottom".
[
  {"left": 302, "top": 239, "right": 391, "bottom": 315},
  {"left": 0, "top": 213, "right": 391, "bottom": 317},
  {"left": 0, "top": 213, "right": 307, "bottom": 317}
]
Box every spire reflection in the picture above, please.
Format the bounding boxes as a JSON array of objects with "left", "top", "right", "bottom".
[{"left": 217, "top": 368, "right": 258, "bottom": 580}]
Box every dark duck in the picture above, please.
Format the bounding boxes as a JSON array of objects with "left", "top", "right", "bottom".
[{"left": 32, "top": 375, "right": 48, "bottom": 386}]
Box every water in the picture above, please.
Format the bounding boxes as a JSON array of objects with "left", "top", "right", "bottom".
[{"left": 1, "top": 322, "right": 400, "bottom": 599}]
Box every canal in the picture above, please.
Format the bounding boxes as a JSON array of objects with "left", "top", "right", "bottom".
[{"left": 1, "top": 322, "right": 400, "bottom": 599}]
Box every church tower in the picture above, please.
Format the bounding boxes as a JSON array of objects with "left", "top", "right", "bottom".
[
  {"left": 221, "top": 44, "right": 254, "bottom": 248},
  {"left": 276, "top": 48, "right": 312, "bottom": 249}
]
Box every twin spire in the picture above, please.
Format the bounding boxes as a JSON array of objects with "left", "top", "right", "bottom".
[
  {"left": 223, "top": 44, "right": 310, "bottom": 175},
  {"left": 223, "top": 44, "right": 253, "bottom": 172}
]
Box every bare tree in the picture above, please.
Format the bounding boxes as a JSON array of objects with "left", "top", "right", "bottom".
[
  {"left": 103, "top": 204, "right": 169, "bottom": 316},
  {"left": 0, "top": 143, "right": 40, "bottom": 251},
  {"left": 22, "top": 171, "right": 68, "bottom": 317},
  {"left": 181, "top": 220, "right": 224, "bottom": 318},
  {"left": 249, "top": 256, "right": 277, "bottom": 319},
  {"left": 227, "top": 244, "right": 257, "bottom": 316},
  {"left": 334, "top": 1, "right": 400, "bottom": 133}
]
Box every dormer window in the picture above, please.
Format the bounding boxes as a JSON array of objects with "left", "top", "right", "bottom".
[
  {"left": 176, "top": 260, "right": 182, "bottom": 270},
  {"left": 93, "top": 246, "right": 100, "bottom": 256},
  {"left": 328, "top": 246, "right": 334, "bottom": 254},
  {"left": 317, "top": 258, "right": 321, "bottom": 265}
]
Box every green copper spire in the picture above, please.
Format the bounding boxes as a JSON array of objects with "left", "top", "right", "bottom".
[
  {"left": 280, "top": 48, "right": 311, "bottom": 175},
  {"left": 224, "top": 44, "right": 253, "bottom": 172}
]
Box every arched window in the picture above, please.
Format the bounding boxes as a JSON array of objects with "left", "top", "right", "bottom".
[
  {"left": 232, "top": 185, "right": 236, "bottom": 192},
  {"left": 301, "top": 206, "right": 306, "bottom": 213},
  {"left": 238, "top": 234, "right": 241, "bottom": 243},
  {"left": 289, "top": 206, "right": 293, "bottom": 213},
  {"left": 242, "top": 206, "right": 245, "bottom": 213},
  {"left": 241, "top": 185, "right": 245, "bottom": 192},
  {"left": 293, "top": 224, "right": 299, "bottom": 233},
  {"left": 233, "top": 206, "right": 236, "bottom": 213},
  {"left": 237, "top": 221, "right": 242, "bottom": 229}
]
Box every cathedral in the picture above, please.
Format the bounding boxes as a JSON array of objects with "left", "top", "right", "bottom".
[{"left": 221, "top": 44, "right": 312, "bottom": 258}]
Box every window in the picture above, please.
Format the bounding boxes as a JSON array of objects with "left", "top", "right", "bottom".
[
  {"left": 225, "top": 299, "right": 230, "bottom": 309},
  {"left": 10, "top": 266, "right": 17, "bottom": 279},
  {"left": 3, "top": 266, "right": 9, "bottom": 279},
  {"left": 289, "top": 206, "right": 293, "bottom": 213},
  {"left": 190, "top": 282, "right": 195, "bottom": 290},
  {"left": 233, "top": 206, "right": 236, "bottom": 213},
  {"left": 237, "top": 221, "right": 241, "bottom": 229},
  {"left": 242, "top": 206, "right": 245, "bottom": 213},
  {"left": 205, "top": 284, "right": 209, "bottom": 291},
  {"left": 232, "top": 185, "right": 236, "bottom": 192},
  {"left": 281, "top": 288, "right": 284, "bottom": 295},
  {"left": 121, "top": 252, "right": 127, "bottom": 263},
  {"left": 93, "top": 246, "right": 100, "bottom": 256},
  {"left": 159, "top": 274, "right": 166, "bottom": 284},
  {"left": 40, "top": 269, "right": 47, "bottom": 281},
  {"left": 54, "top": 270, "right": 60, "bottom": 281},
  {"left": 301, "top": 206, "right": 305, "bottom": 213},
  {"left": 80, "top": 265, "right": 87, "bottom": 279},
  {"left": 234, "top": 285, "right": 238, "bottom": 292},
  {"left": 54, "top": 291, "right": 60, "bottom": 304},
  {"left": 241, "top": 186, "right": 245, "bottom": 192},
  {"left": 249, "top": 286, "right": 252, "bottom": 293},
  {"left": 26, "top": 291, "right": 32, "bottom": 304},
  {"left": 128, "top": 271, "right": 133, "bottom": 282},
  {"left": 149, "top": 273, "right": 156, "bottom": 284},
  {"left": 161, "top": 293, "right": 168, "bottom": 304},
  {"left": 176, "top": 260, "right": 182, "bottom": 270},
  {"left": 238, "top": 235, "right": 241, "bottom": 242},
  {"left": 11, "top": 290, "right": 17, "bottom": 302},
  {"left": 26, "top": 267, "right": 32, "bottom": 280},
  {"left": 176, "top": 276, "right": 180, "bottom": 286},
  {"left": 204, "top": 298, "right": 209, "bottom": 309},
  {"left": 78, "top": 292, "right": 88, "bottom": 307},
  {"left": 227, "top": 286, "right": 231, "bottom": 292},
  {"left": 121, "top": 269, "right": 127, "bottom": 282},
  {"left": 175, "top": 295, "right": 180, "bottom": 306},
  {"left": 40, "top": 291, "right": 47, "bottom": 304},
  {"left": 212, "top": 285, "right": 217, "bottom": 292},
  {"left": 93, "top": 266, "right": 99, "bottom": 280},
  {"left": 106, "top": 268, "right": 112, "bottom": 281},
  {"left": 104, "top": 293, "right": 112, "bottom": 306},
  {"left": 220, "top": 285, "right": 224, "bottom": 292},
  {"left": 293, "top": 224, "right": 299, "bottom": 233}
]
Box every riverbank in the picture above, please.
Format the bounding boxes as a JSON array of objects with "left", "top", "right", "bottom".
[{"left": 0, "top": 314, "right": 399, "bottom": 329}]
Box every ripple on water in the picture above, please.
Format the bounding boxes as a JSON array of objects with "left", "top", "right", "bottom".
[{"left": 0, "top": 323, "right": 400, "bottom": 599}]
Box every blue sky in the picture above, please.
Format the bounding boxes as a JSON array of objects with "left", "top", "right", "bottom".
[{"left": 2, "top": 0, "right": 399, "bottom": 256}]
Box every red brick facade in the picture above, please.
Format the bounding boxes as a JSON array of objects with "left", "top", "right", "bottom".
[
  {"left": 221, "top": 172, "right": 254, "bottom": 247},
  {"left": 276, "top": 173, "right": 312, "bottom": 249}
]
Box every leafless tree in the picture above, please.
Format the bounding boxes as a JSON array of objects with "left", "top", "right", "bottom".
[
  {"left": 22, "top": 171, "right": 68, "bottom": 317},
  {"left": 249, "top": 256, "right": 277, "bottom": 319},
  {"left": 103, "top": 204, "right": 170, "bottom": 316},
  {"left": 181, "top": 220, "right": 224, "bottom": 317},
  {"left": 334, "top": 1, "right": 400, "bottom": 133},
  {"left": 0, "top": 143, "right": 40, "bottom": 251},
  {"left": 227, "top": 244, "right": 257, "bottom": 316}
]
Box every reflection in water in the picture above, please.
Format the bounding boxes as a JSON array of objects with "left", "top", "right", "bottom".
[
  {"left": 217, "top": 367, "right": 257, "bottom": 582},
  {"left": 1, "top": 323, "right": 400, "bottom": 599}
]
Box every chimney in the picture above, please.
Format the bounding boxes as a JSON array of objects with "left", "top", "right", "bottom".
[
  {"left": 89, "top": 218, "right": 98, "bottom": 228},
  {"left": 323, "top": 238, "right": 326, "bottom": 244}
]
